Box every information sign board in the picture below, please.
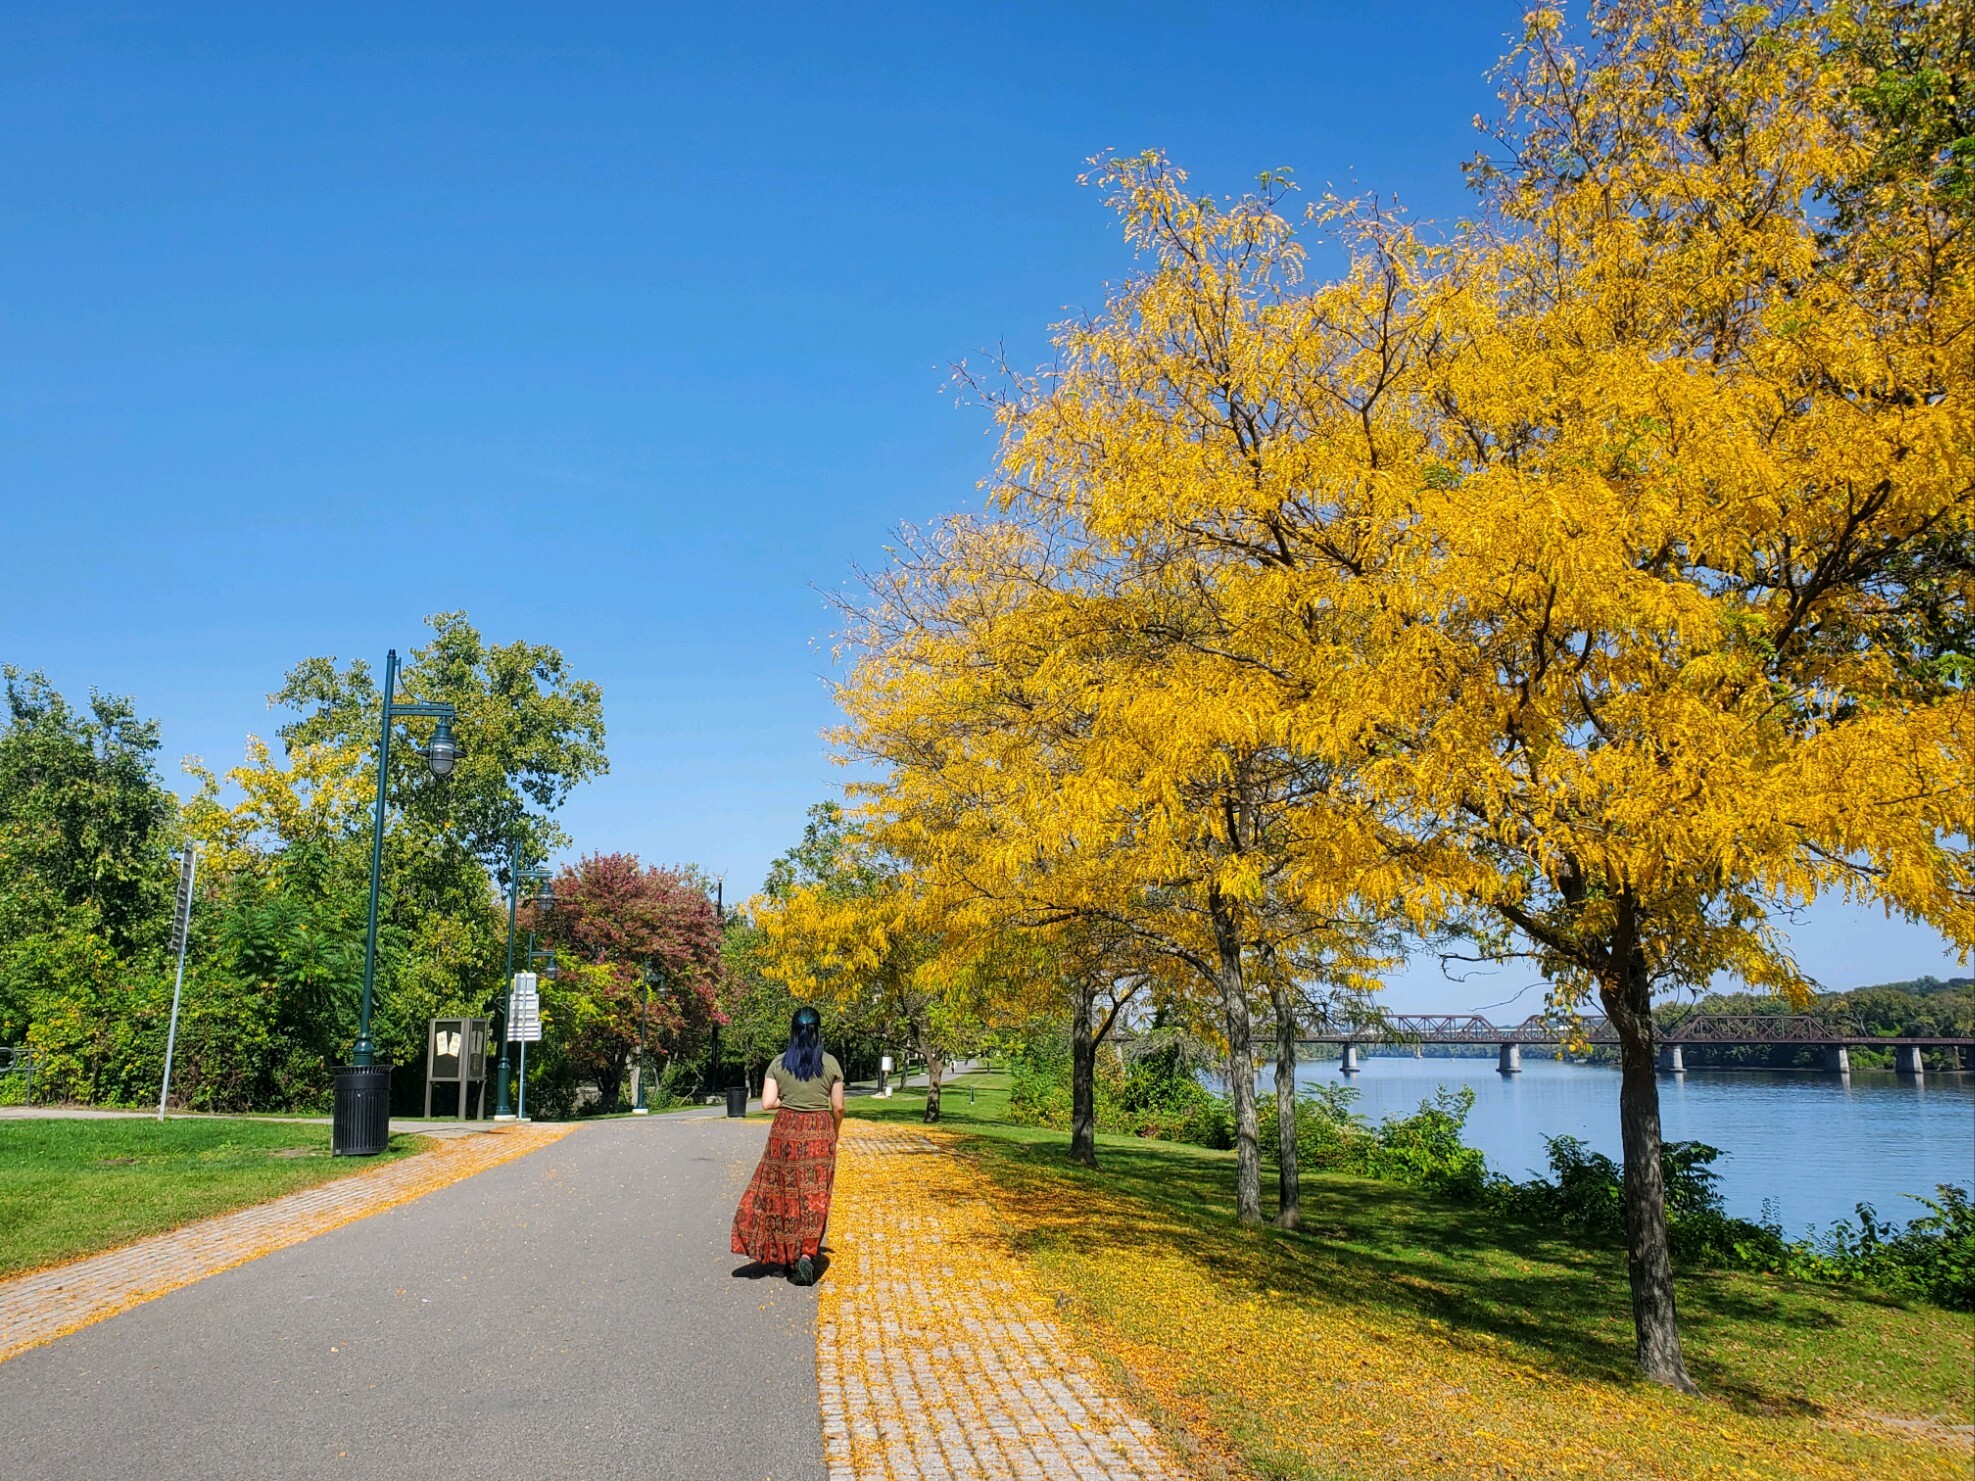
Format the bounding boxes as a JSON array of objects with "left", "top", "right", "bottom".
[
  {"left": 168, "top": 847, "right": 198, "bottom": 959},
  {"left": 507, "top": 971, "right": 542, "bottom": 1043}
]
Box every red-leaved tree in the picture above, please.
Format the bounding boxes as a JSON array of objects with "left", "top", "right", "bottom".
[{"left": 527, "top": 852, "right": 724, "bottom": 1109}]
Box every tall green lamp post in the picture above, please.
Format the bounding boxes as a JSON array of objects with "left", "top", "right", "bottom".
[
  {"left": 334, "top": 648, "right": 459, "bottom": 1156},
  {"left": 493, "top": 842, "right": 553, "bottom": 1121}
]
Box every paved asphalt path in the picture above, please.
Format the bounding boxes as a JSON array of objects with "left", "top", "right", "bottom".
[{"left": 0, "top": 1112, "right": 824, "bottom": 1480}]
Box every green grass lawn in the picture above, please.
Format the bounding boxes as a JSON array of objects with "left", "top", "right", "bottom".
[
  {"left": 852, "top": 1069, "right": 1975, "bottom": 1479},
  {"left": 0, "top": 1118, "right": 425, "bottom": 1278}
]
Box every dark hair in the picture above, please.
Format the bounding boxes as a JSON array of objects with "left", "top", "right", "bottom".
[{"left": 781, "top": 1006, "right": 824, "bottom": 1080}]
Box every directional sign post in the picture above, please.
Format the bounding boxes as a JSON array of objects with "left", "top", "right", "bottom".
[
  {"left": 157, "top": 846, "right": 198, "bottom": 1119},
  {"left": 507, "top": 971, "right": 542, "bottom": 1119}
]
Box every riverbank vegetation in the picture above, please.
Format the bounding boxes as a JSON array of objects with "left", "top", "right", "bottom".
[
  {"left": 756, "top": 0, "right": 1975, "bottom": 1396},
  {"left": 0, "top": 1117, "right": 425, "bottom": 1277},
  {"left": 1008, "top": 1039, "right": 1975, "bottom": 1311},
  {"left": 856, "top": 1071, "right": 1974, "bottom": 1480}
]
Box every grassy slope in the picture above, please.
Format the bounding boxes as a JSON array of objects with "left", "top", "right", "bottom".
[
  {"left": 0, "top": 1118, "right": 424, "bottom": 1277},
  {"left": 851, "top": 1072, "right": 1975, "bottom": 1481}
]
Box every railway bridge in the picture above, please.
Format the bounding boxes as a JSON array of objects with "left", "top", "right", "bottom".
[{"left": 1299, "top": 1013, "right": 1975, "bottom": 1077}]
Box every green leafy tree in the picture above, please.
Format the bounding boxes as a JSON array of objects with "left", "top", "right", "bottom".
[
  {"left": 0, "top": 670, "right": 178, "bottom": 1093},
  {"left": 0, "top": 668, "right": 175, "bottom": 956},
  {"left": 272, "top": 611, "right": 607, "bottom": 868}
]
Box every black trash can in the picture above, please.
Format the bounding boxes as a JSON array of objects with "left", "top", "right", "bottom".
[
  {"left": 724, "top": 1084, "right": 748, "bottom": 1118},
  {"left": 333, "top": 1064, "right": 392, "bottom": 1155}
]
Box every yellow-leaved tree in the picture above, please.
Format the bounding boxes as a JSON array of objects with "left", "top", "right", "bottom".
[
  {"left": 751, "top": 802, "right": 986, "bottom": 1121},
  {"left": 835, "top": 511, "right": 1393, "bottom": 1218},
  {"left": 972, "top": 0, "right": 1970, "bottom": 1391}
]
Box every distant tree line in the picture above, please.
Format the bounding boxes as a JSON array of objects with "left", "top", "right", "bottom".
[
  {"left": 1648, "top": 982, "right": 1974, "bottom": 1071},
  {"left": 0, "top": 614, "right": 743, "bottom": 1115}
]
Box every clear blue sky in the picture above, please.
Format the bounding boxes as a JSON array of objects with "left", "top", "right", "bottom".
[{"left": 4, "top": 3, "right": 1961, "bottom": 1011}]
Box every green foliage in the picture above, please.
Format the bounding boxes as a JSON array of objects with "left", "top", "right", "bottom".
[
  {"left": 1835, "top": 0, "right": 1975, "bottom": 223},
  {"left": 0, "top": 667, "right": 176, "bottom": 959},
  {"left": 1003, "top": 1035, "right": 1228, "bottom": 1152},
  {"left": 1112, "top": 1040, "right": 1232, "bottom": 1146},
  {"left": 1366, "top": 1087, "right": 1490, "bottom": 1199},
  {"left": 5, "top": 619, "right": 610, "bottom": 1113},
  {"left": 0, "top": 670, "right": 179, "bottom": 1068},
  {"left": 21, "top": 947, "right": 169, "bottom": 1107},
  {"left": 1495, "top": 1135, "right": 1975, "bottom": 1312},
  {"left": 1259, "top": 1083, "right": 1489, "bottom": 1199},
  {"left": 1801, "top": 1188, "right": 1975, "bottom": 1310},
  {"left": 642, "top": 1057, "right": 702, "bottom": 1111},
  {"left": 273, "top": 612, "right": 608, "bottom": 869},
  {"left": 718, "top": 920, "right": 803, "bottom": 1084},
  {"left": 1490, "top": 1136, "right": 1765, "bottom": 1261}
]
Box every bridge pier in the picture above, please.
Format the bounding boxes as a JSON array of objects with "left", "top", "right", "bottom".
[
  {"left": 1657, "top": 1044, "right": 1685, "bottom": 1074},
  {"left": 1896, "top": 1045, "right": 1926, "bottom": 1078},
  {"left": 1497, "top": 1043, "right": 1521, "bottom": 1074},
  {"left": 1339, "top": 1043, "right": 1359, "bottom": 1074},
  {"left": 1823, "top": 1045, "right": 1850, "bottom": 1075}
]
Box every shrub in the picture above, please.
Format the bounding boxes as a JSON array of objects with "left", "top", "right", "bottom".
[
  {"left": 1006, "top": 1035, "right": 1232, "bottom": 1149},
  {"left": 1489, "top": 1134, "right": 1777, "bottom": 1263},
  {"left": 1259, "top": 1083, "right": 1488, "bottom": 1199},
  {"left": 1793, "top": 1187, "right": 1975, "bottom": 1310},
  {"left": 1259, "top": 1082, "right": 1376, "bottom": 1174},
  {"left": 1006, "top": 1061, "right": 1072, "bottom": 1127},
  {"left": 1115, "top": 1043, "right": 1232, "bottom": 1147},
  {"left": 1488, "top": 1136, "right": 1975, "bottom": 1309},
  {"left": 1367, "top": 1086, "right": 1489, "bottom": 1199}
]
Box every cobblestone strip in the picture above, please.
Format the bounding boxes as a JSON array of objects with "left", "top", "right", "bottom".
[
  {"left": 0, "top": 1122, "right": 572, "bottom": 1365},
  {"left": 816, "top": 1119, "right": 1185, "bottom": 1481}
]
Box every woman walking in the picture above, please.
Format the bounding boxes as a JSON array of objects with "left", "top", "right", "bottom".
[{"left": 731, "top": 1005, "right": 844, "bottom": 1285}]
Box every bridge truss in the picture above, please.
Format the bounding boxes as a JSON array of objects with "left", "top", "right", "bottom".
[{"left": 1300, "top": 1013, "right": 1972, "bottom": 1050}]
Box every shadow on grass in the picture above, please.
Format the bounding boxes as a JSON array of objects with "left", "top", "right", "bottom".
[{"left": 853, "top": 1075, "right": 1966, "bottom": 1420}]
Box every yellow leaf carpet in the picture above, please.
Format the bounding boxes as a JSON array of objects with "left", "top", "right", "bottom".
[{"left": 816, "top": 1119, "right": 1187, "bottom": 1480}]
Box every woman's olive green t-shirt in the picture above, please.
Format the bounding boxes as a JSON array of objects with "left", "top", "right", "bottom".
[{"left": 767, "top": 1052, "right": 844, "bottom": 1112}]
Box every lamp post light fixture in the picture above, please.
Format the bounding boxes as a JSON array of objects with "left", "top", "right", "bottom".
[
  {"left": 333, "top": 648, "right": 458, "bottom": 1156},
  {"left": 493, "top": 843, "right": 554, "bottom": 1121}
]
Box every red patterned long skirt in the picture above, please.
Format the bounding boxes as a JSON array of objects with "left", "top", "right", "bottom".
[{"left": 731, "top": 1107, "right": 838, "bottom": 1266}]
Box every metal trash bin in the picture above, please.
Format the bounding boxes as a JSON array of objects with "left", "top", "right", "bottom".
[
  {"left": 333, "top": 1064, "right": 392, "bottom": 1155},
  {"left": 724, "top": 1084, "right": 748, "bottom": 1118}
]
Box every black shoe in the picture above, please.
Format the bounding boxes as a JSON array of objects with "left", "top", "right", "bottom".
[{"left": 794, "top": 1254, "right": 815, "bottom": 1286}]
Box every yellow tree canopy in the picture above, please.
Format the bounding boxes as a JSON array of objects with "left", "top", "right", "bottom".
[
  {"left": 865, "top": 0, "right": 1970, "bottom": 1385},
  {"left": 749, "top": 804, "right": 997, "bottom": 1108},
  {"left": 181, "top": 736, "right": 370, "bottom": 879},
  {"left": 989, "top": 2, "right": 1972, "bottom": 1005}
]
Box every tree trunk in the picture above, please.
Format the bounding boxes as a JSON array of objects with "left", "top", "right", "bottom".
[
  {"left": 1600, "top": 957, "right": 1697, "bottom": 1394},
  {"left": 1070, "top": 979, "right": 1099, "bottom": 1168},
  {"left": 1210, "top": 887, "right": 1262, "bottom": 1225},
  {"left": 1270, "top": 978, "right": 1302, "bottom": 1230},
  {"left": 598, "top": 1056, "right": 625, "bottom": 1115},
  {"left": 917, "top": 1021, "right": 944, "bottom": 1124}
]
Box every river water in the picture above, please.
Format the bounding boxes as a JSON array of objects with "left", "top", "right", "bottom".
[{"left": 1262, "top": 1056, "right": 1975, "bottom": 1234}]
